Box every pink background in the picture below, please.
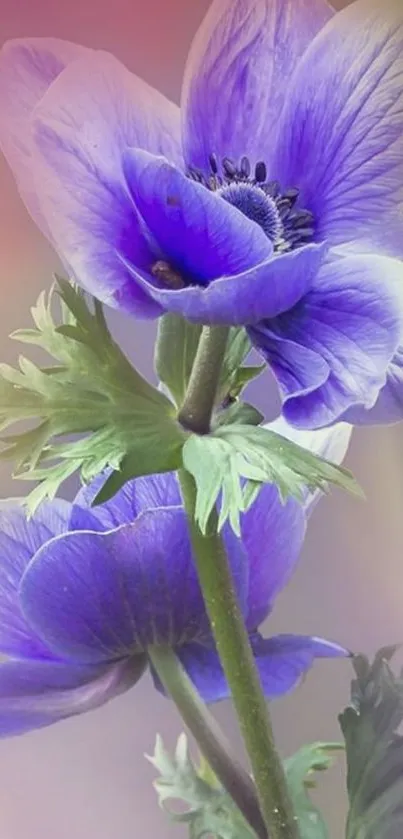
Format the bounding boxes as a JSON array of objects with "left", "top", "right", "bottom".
[{"left": 1, "top": 1, "right": 402, "bottom": 837}]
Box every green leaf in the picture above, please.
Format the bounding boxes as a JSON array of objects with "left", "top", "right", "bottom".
[
  {"left": 339, "top": 647, "right": 403, "bottom": 839},
  {"left": 227, "top": 365, "right": 265, "bottom": 401},
  {"left": 148, "top": 735, "right": 339, "bottom": 839},
  {"left": 213, "top": 401, "right": 264, "bottom": 429},
  {"left": 1, "top": 280, "right": 185, "bottom": 510},
  {"left": 216, "top": 327, "right": 264, "bottom": 405},
  {"left": 147, "top": 734, "right": 257, "bottom": 839},
  {"left": 284, "top": 742, "right": 344, "bottom": 839},
  {"left": 182, "top": 424, "right": 362, "bottom": 535},
  {"left": 155, "top": 313, "right": 202, "bottom": 407}
]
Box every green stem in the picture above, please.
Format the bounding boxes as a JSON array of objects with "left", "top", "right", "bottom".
[
  {"left": 177, "top": 325, "right": 229, "bottom": 434},
  {"left": 178, "top": 325, "right": 299, "bottom": 839},
  {"left": 148, "top": 646, "right": 267, "bottom": 839}
]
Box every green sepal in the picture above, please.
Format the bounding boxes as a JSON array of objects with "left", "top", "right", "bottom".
[
  {"left": 182, "top": 423, "right": 362, "bottom": 535},
  {"left": 0, "top": 280, "right": 185, "bottom": 511},
  {"left": 340, "top": 647, "right": 403, "bottom": 839}
]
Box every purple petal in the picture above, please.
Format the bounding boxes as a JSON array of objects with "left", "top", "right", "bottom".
[
  {"left": 70, "top": 471, "right": 181, "bottom": 531},
  {"left": 20, "top": 510, "right": 247, "bottom": 663},
  {"left": 175, "top": 633, "right": 347, "bottom": 702},
  {"left": 181, "top": 0, "right": 333, "bottom": 174},
  {"left": 0, "top": 38, "right": 91, "bottom": 235},
  {"left": 0, "top": 657, "right": 145, "bottom": 738},
  {"left": 265, "top": 417, "right": 353, "bottom": 515},
  {"left": 273, "top": 4, "right": 403, "bottom": 259},
  {"left": 120, "top": 162, "right": 325, "bottom": 324},
  {"left": 250, "top": 633, "right": 349, "bottom": 697},
  {"left": 30, "top": 51, "right": 182, "bottom": 316},
  {"left": 174, "top": 642, "right": 228, "bottom": 703},
  {"left": 241, "top": 486, "right": 306, "bottom": 630},
  {"left": 341, "top": 347, "right": 403, "bottom": 426},
  {"left": 249, "top": 327, "right": 330, "bottom": 399},
  {"left": 123, "top": 148, "right": 272, "bottom": 281},
  {"left": 251, "top": 252, "right": 403, "bottom": 428},
  {"left": 0, "top": 500, "right": 71, "bottom": 660}
]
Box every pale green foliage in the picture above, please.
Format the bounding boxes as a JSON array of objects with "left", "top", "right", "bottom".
[
  {"left": 182, "top": 424, "right": 362, "bottom": 535},
  {"left": 284, "top": 742, "right": 344, "bottom": 839},
  {"left": 147, "top": 733, "right": 257, "bottom": 839},
  {"left": 0, "top": 279, "right": 184, "bottom": 511},
  {"left": 148, "top": 735, "right": 341, "bottom": 839}
]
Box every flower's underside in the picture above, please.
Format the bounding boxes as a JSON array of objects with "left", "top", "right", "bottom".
[{"left": 0, "top": 427, "right": 350, "bottom": 737}]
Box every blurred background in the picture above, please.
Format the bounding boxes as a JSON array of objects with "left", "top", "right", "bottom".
[{"left": 0, "top": 0, "right": 402, "bottom": 836}]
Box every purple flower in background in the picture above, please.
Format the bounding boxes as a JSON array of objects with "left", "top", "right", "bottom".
[
  {"left": 1, "top": 0, "right": 402, "bottom": 427},
  {"left": 0, "top": 424, "right": 350, "bottom": 738}
]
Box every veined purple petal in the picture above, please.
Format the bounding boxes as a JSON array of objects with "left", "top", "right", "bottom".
[
  {"left": 0, "top": 38, "right": 92, "bottom": 235},
  {"left": 174, "top": 642, "right": 228, "bottom": 703},
  {"left": 266, "top": 417, "right": 353, "bottom": 515},
  {"left": 175, "top": 633, "right": 347, "bottom": 702},
  {"left": 0, "top": 500, "right": 71, "bottom": 660},
  {"left": 181, "top": 0, "right": 333, "bottom": 174},
  {"left": 250, "top": 634, "right": 349, "bottom": 697},
  {"left": 120, "top": 212, "right": 325, "bottom": 325},
  {"left": 249, "top": 327, "right": 330, "bottom": 399},
  {"left": 251, "top": 252, "right": 403, "bottom": 429},
  {"left": 20, "top": 511, "right": 247, "bottom": 663},
  {"left": 123, "top": 149, "right": 272, "bottom": 282},
  {"left": 273, "top": 3, "right": 403, "bottom": 259},
  {"left": 342, "top": 347, "right": 403, "bottom": 425},
  {"left": 241, "top": 486, "right": 306, "bottom": 630},
  {"left": 30, "top": 51, "right": 182, "bottom": 316},
  {"left": 0, "top": 657, "right": 145, "bottom": 738},
  {"left": 70, "top": 472, "right": 181, "bottom": 531}
]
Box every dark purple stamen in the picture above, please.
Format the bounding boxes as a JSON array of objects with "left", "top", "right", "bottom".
[
  {"left": 223, "top": 157, "right": 237, "bottom": 177},
  {"left": 209, "top": 152, "right": 218, "bottom": 174},
  {"left": 240, "top": 156, "right": 251, "bottom": 178},
  {"left": 186, "top": 153, "right": 315, "bottom": 251},
  {"left": 254, "top": 161, "right": 267, "bottom": 183}
]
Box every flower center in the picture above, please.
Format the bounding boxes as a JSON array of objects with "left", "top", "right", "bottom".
[
  {"left": 220, "top": 182, "right": 282, "bottom": 242},
  {"left": 187, "top": 154, "right": 315, "bottom": 252}
]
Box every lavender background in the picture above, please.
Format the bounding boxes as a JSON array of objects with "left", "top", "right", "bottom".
[{"left": 0, "top": 0, "right": 402, "bottom": 836}]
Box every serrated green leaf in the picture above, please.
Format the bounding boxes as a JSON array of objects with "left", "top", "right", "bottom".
[
  {"left": 147, "top": 734, "right": 256, "bottom": 839},
  {"left": 339, "top": 647, "right": 403, "bottom": 839},
  {"left": 149, "top": 735, "right": 338, "bottom": 839},
  {"left": 284, "top": 742, "right": 344, "bottom": 839},
  {"left": 0, "top": 281, "right": 185, "bottom": 510},
  {"left": 218, "top": 425, "right": 362, "bottom": 501},
  {"left": 182, "top": 424, "right": 362, "bottom": 535}
]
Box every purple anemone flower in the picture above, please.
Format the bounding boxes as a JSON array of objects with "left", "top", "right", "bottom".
[
  {"left": 0, "top": 424, "right": 350, "bottom": 738},
  {"left": 1, "top": 0, "right": 402, "bottom": 428}
]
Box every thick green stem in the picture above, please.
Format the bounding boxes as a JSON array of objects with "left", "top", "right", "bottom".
[
  {"left": 148, "top": 646, "right": 267, "bottom": 839},
  {"left": 177, "top": 325, "right": 229, "bottom": 434},
  {"left": 178, "top": 325, "right": 299, "bottom": 839}
]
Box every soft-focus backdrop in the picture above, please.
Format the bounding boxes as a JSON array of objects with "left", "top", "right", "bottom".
[{"left": 1, "top": 1, "right": 402, "bottom": 837}]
